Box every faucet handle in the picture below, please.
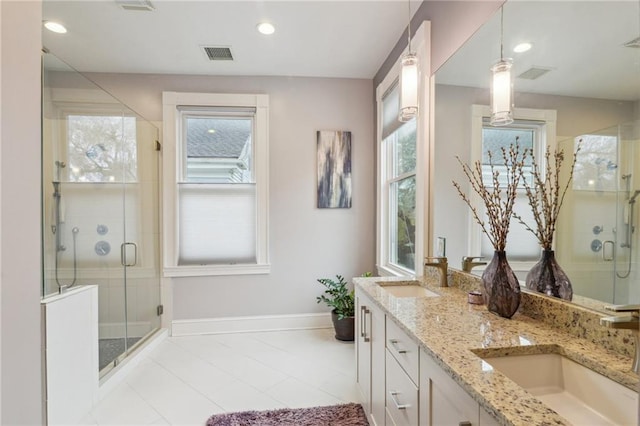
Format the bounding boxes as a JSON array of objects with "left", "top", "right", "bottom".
[
  {"left": 604, "top": 304, "right": 640, "bottom": 312},
  {"left": 462, "top": 256, "right": 484, "bottom": 262}
]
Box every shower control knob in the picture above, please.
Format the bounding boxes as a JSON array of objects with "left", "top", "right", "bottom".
[
  {"left": 593, "top": 225, "right": 603, "bottom": 235},
  {"left": 95, "top": 240, "right": 111, "bottom": 256}
]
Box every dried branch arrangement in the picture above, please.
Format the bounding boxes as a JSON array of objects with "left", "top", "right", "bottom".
[
  {"left": 513, "top": 140, "right": 581, "bottom": 250},
  {"left": 453, "top": 144, "right": 525, "bottom": 252}
]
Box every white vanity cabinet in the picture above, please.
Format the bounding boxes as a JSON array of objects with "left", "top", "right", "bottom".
[
  {"left": 355, "top": 288, "right": 500, "bottom": 426},
  {"left": 419, "top": 348, "right": 500, "bottom": 426},
  {"left": 356, "top": 291, "right": 386, "bottom": 426},
  {"left": 385, "top": 317, "right": 420, "bottom": 425}
]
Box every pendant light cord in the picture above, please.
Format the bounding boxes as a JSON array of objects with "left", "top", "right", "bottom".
[
  {"left": 407, "top": 0, "right": 412, "bottom": 53},
  {"left": 500, "top": 6, "right": 504, "bottom": 60}
]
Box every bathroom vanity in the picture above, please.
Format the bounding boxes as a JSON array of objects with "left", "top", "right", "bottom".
[{"left": 354, "top": 274, "right": 639, "bottom": 426}]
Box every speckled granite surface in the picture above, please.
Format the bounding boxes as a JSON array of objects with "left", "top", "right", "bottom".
[{"left": 354, "top": 272, "right": 639, "bottom": 426}]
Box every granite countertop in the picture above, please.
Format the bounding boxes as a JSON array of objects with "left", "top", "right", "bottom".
[{"left": 354, "top": 275, "right": 639, "bottom": 426}]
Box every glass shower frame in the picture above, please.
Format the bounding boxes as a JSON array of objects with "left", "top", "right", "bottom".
[
  {"left": 557, "top": 120, "right": 640, "bottom": 305},
  {"left": 42, "top": 52, "right": 162, "bottom": 377}
]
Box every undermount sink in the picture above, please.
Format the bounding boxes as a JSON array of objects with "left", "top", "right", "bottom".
[
  {"left": 482, "top": 353, "right": 637, "bottom": 425},
  {"left": 377, "top": 281, "right": 439, "bottom": 298}
]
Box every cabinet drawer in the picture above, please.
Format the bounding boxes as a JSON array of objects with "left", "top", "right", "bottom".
[
  {"left": 386, "top": 317, "right": 419, "bottom": 384},
  {"left": 386, "top": 349, "right": 419, "bottom": 426}
]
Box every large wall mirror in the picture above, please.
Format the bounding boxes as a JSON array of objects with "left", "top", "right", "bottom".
[{"left": 433, "top": 1, "right": 640, "bottom": 309}]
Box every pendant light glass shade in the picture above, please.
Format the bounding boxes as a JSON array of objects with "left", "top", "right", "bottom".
[
  {"left": 490, "top": 58, "right": 514, "bottom": 126},
  {"left": 399, "top": 52, "right": 419, "bottom": 122}
]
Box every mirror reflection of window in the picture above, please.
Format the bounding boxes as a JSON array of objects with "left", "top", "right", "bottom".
[
  {"left": 572, "top": 134, "right": 618, "bottom": 192},
  {"left": 479, "top": 120, "right": 543, "bottom": 262}
]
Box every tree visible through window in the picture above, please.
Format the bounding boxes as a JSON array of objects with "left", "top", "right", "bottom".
[{"left": 66, "top": 114, "right": 137, "bottom": 182}]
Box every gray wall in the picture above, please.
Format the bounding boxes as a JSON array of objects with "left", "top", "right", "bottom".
[
  {"left": 0, "top": 1, "right": 43, "bottom": 424},
  {"left": 84, "top": 73, "right": 376, "bottom": 320},
  {"left": 433, "top": 84, "right": 637, "bottom": 268}
]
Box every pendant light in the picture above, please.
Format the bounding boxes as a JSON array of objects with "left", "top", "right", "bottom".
[
  {"left": 490, "top": 6, "right": 514, "bottom": 126},
  {"left": 398, "top": 0, "right": 418, "bottom": 122}
]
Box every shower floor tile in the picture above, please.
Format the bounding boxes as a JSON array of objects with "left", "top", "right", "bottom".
[{"left": 99, "top": 337, "right": 142, "bottom": 370}]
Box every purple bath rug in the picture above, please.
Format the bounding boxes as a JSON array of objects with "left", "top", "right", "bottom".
[{"left": 206, "top": 403, "right": 369, "bottom": 426}]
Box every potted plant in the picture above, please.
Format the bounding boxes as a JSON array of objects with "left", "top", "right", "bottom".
[{"left": 316, "top": 275, "right": 355, "bottom": 341}]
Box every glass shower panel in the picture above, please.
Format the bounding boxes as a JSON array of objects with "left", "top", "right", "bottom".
[
  {"left": 557, "top": 121, "right": 640, "bottom": 305},
  {"left": 557, "top": 127, "right": 620, "bottom": 303},
  {"left": 42, "top": 52, "right": 161, "bottom": 376}
]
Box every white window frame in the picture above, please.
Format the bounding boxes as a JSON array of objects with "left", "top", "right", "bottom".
[
  {"left": 376, "top": 21, "right": 431, "bottom": 277},
  {"left": 469, "top": 105, "right": 557, "bottom": 273},
  {"left": 162, "top": 92, "right": 269, "bottom": 277}
]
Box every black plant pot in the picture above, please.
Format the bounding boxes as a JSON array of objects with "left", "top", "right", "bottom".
[
  {"left": 482, "top": 251, "right": 521, "bottom": 319},
  {"left": 331, "top": 310, "right": 354, "bottom": 341},
  {"left": 526, "top": 249, "right": 573, "bottom": 301}
]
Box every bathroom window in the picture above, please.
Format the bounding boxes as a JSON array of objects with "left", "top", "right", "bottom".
[
  {"left": 64, "top": 111, "right": 137, "bottom": 182},
  {"left": 376, "top": 23, "right": 430, "bottom": 277},
  {"left": 470, "top": 106, "right": 557, "bottom": 270},
  {"left": 163, "top": 93, "right": 270, "bottom": 276},
  {"left": 382, "top": 86, "right": 417, "bottom": 272}
]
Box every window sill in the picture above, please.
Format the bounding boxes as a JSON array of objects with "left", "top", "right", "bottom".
[{"left": 163, "top": 263, "right": 271, "bottom": 278}]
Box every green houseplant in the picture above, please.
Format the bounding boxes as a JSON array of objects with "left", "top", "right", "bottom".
[{"left": 316, "top": 275, "right": 355, "bottom": 341}]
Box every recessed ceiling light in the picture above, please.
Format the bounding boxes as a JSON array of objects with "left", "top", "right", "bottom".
[
  {"left": 44, "top": 21, "right": 67, "bottom": 34},
  {"left": 257, "top": 22, "right": 275, "bottom": 35},
  {"left": 207, "top": 129, "right": 216, "bottom": 134},
  {"left": 513, "top": 42, "right": 532, "bottom": 53}
]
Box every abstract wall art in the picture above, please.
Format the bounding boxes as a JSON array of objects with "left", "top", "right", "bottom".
[{"left": 317, "top": 130, "right": 352, "bottom": 208}]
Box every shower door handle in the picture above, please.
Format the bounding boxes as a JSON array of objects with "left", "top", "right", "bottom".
[
  {"left": 121, "top": 242, "right": 138, "bottom": 267},
  {"left": 603, "top": 240, "right": 615, "bottom": 262}
]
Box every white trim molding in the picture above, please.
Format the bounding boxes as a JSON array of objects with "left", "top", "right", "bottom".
[
  {"left": 171, "top": 313, "right": 332, "bottom": 336},
  {"left": 162, "top": 92, "right": 270, "bottom": 277}
]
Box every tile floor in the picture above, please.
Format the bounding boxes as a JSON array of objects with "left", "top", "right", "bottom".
[{"left": 81, "top": 328, "right": 360, "bottom": 425}]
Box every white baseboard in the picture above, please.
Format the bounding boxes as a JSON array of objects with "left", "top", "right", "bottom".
[{"left": 171, "top": 312, "right": 332, "bottom": 336}]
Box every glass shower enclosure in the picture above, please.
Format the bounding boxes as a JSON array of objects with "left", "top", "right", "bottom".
[
  {"left": 557, "top": 120, "right": 640, "bottom": 305},
  {"left": 42, "top": 52, "right": 162, "bottom": 376}
]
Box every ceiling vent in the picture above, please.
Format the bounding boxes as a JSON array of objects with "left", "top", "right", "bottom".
[
  {"left": 517, "top": 67, "right": 552, "bottom": 80},
  {"left": 202, "top": 46, "right": 234, "bottom": 61},
  {"left": 623, "top": 36, "right": 640, "bottom": 48},
  {"left": 115, "top": 0, "right": 154, "bottom": 11}
]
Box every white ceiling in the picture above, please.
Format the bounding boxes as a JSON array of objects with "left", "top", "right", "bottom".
[
  {"left": 436, "top": 1, "right": 640, "bottom": 102},
  {"left": 43, "top": 0, "right": 422, "bottom": 79}
]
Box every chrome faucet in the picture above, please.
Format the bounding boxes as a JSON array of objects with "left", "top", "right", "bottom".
[
  {"left": 461, "top": 256, "right": 486, "bottom": 273},
  {"left": 600, "top": 304, "right": 640, "bottom": 374},
  {"left": 424, "top": 257, "right": 448, "bottom": 287}
]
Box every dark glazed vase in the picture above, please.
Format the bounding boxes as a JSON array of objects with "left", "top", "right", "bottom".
[
  {"left": 331, "top": 310, "right": 354, "bottom": 341},
  {"left": 482, "top": 251, "right": 521, "bottom": 319},
  {"left": 526, "top": 249, "right": 573, "bottom": 301}
]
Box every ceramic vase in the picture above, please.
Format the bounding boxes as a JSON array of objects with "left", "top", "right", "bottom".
[
  {"left": 482, "top": 251, "right": 521, "bottom": 319},
  {"left": 526, "top": 249, "right": 572, "bottom": 301}
]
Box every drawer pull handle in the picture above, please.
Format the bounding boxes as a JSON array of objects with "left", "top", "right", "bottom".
[
  {"left": 389, "top": 339, "right": 407, "bottom": 354},
  {"left": 389, "top": 391, "right": 410, "bottom": 410},
  {"left": 459, "top": 422, "right": 472, "bottom": 426}
]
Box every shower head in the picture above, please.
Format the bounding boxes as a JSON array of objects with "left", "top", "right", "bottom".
[
  {"left": 630, "top": 190, "right": 640, "bottom": 204},
  {"left": 55, "top": 161, "right": 66, "bottom": 168}
]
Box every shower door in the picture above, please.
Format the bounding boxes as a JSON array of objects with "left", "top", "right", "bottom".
[
  {"left": 557, "top": 121, "right": 639, "bottom": 305},
  {"left": 42, "top": 52, "right": 162, "bottom": 376}
]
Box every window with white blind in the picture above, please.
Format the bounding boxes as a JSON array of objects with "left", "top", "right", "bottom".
[
  {"left": 163, "top": 93, "right": 269, "bottom": 277},
  {"left": 375, "top": 22, "right": 430, "bottom": 277},
  {"left": 380, "top": 81, "right": 417, "bottom": 273},
  {"left": 470, "top": 105, "right": 556, "bottom": 272}
]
